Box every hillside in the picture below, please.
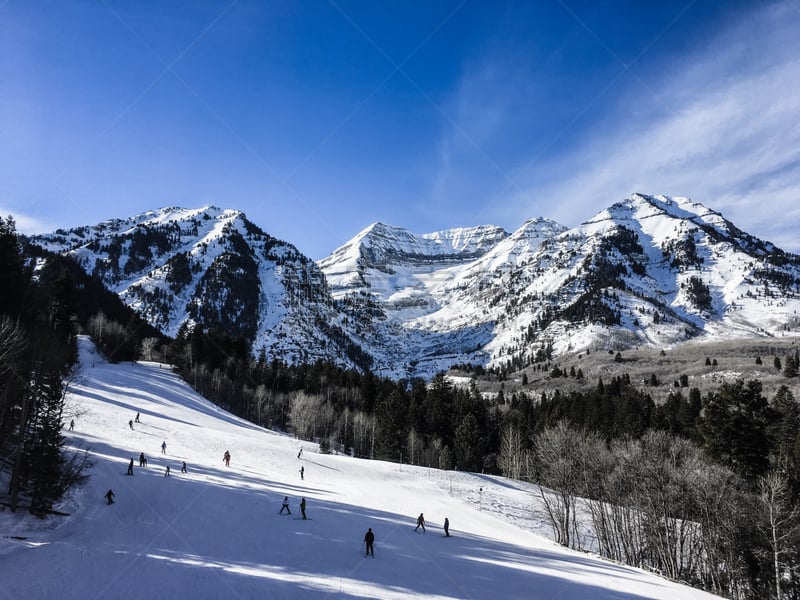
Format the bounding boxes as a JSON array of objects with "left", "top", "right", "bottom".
[
  {"left": 0, "top": 337, "right": 722, "bottom": 600},
  {"left": 462, "top": 337, "right": 800, "bottom": 406}
]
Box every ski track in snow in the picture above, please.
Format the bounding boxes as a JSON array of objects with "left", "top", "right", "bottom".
[{"left": 0, "top": 337, "right": 722, "bottom": 599}]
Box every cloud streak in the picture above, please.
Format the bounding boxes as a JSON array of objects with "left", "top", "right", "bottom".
[{"left": 514, "top": 2, "right": 800, "bottom": 251}]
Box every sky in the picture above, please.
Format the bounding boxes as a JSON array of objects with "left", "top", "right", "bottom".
[
  {"left": 0, "top": 335, "right": 723, "bottom": 599},
  {"left": 1, "top": 0, "right": 799, "bottom": 260}
]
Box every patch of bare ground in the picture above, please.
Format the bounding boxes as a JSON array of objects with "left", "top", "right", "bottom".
[{"left": 457, "top": 337, "right": 800, "bottom": 404}]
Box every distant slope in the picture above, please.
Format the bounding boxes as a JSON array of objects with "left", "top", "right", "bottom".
[{"left": 0, "top": 336, "right": 723, "bottom": 600}]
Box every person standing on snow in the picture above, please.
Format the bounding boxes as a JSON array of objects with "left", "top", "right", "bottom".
[
  {"left": 161, "top": 441, "right": 167, "bottom": 454},
  {"left": 164, "top": 465, "right": 170, "bottom": 477},
  {"left": 300, "top": 497, "right": 307, "bottom": 520},
  {"left": 181, "top": 461, "right": 187, "bottom": 474},
  {"left": 364, "top": 528, "right": 375, "bottom": 557},
  {"left": 105, "top": 489, "right": 115, "bottom": 505},
  {"left": 280, "top": 496, "right": 291, "bottom": 515},
  {"left": 415, "top": 513, "right": 425, "bottom": 533},
  {"left": 69, "top": 419, "right": 75, "bottom": 431},
  {"left": 134, "top": 412, "right": 140, "bottom": 423},
  {"left": 139, "top": 452, "right": 147, "bottom": 467},
  {"left": 300, "top": 466, "right": 304, "bottom": 480},
  {"left": 444, "top": 517, "right": 450, "bottom": 537},
  {"left": 223, "top": 450, "right": 231, "bottom": 467},
  {"left": 127, "top": 458, "right": 134, "bottom": 476}
]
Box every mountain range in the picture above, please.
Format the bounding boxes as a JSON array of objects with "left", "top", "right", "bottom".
[{"left": 27, "top": 194, "right": 800, "bottom": 378}]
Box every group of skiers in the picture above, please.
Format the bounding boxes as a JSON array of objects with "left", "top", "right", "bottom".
[{"left": 107, "top": 415, "right": 458, "bottom": 559}]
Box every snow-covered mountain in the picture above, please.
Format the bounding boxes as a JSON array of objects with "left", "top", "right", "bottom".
[
  {"left": 27, "top": 195, "right": 800, "bottom": 378},
  {"left": 0, "top": 337, "right": 723, "bottom": 599},
  {"left": 28, "top": 207, "right": 368, "bottom": 369}
]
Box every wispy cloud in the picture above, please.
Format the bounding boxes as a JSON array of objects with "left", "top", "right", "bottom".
[
  {"left": 0, "top": 205, "right": 54, "bottom": 234},
  {"left": 513, "top": 2, "right": 800, "bottom": 250}
]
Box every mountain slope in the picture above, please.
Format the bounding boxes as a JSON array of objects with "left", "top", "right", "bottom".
[
  {"left": 26, "top": 195, "right": 800, "bottom": 378},
  {"left": 0, "top": 337, "right": 723, "bottom": 600},
  {"left": 29, "top": 206, "right": 368, "bottom": 369}
]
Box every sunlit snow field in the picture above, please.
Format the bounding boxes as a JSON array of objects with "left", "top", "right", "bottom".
[{"left": 0, "top": 337, "right": 721, "bottom": 599}]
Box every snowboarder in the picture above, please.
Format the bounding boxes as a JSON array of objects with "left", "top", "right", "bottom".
[
  {"left": 297, "top": 447, "right": 303, "bottom": 459},
  {"left": 134, "top": 412, "right": 140, "bottom": 423},
  {"left": 415, "top": 513, "right": 425, "bottom": 533},
  {"left": 139, "top": 452, "right": 147, "bottom": 467},
  {"left": 300, "top": 466, "right": 304, "bottom": 480},
  {"left": 105, "top": 489, "right": 115, "bottom": 505},
  {"left": 364, "top": 528, "right": 375, "bottom": 557},
  {"left": 69, "top": 419, "right": 75, "bottom": 431},
  {"left": 181, "top": 461, "right": 187, "bottom": 474},
  {"left": 223, "top": 450, "right": 231, "bottom": 467},
  {"left": 444, "top": 517, "right": 450, "bottom": 537},
  {"left": 300, "top": 497, "right": 307, "bottom": 520},
  {"left": 128, "top": 420, "right": 134, "bottom": 430},
  {"left": 161, "top": 441, "right": 167, "bottom": 454},
  {"left": 280, "top": 496, "right": 291, "bottom": 515},
  {"left": 127, "top": 458, "right": 134, "bottom": 476},
  {"left": 164, "top": 465, "right": 170, "bottom": 477}
]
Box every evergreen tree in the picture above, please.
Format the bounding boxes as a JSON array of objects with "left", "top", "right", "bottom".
[{"left": 700, "top": 379, "right": 773, "bottom": 481}]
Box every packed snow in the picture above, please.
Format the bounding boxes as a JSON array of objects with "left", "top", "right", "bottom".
[{"left": 0, "top": 337, "right": 722, "bottom": 599}]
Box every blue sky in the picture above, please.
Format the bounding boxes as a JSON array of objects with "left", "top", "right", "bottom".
[{"left": 2, "top": 1, "right": 799, "bottom": 259}]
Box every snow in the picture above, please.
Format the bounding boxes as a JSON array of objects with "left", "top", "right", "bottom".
[{"left": 0, "top": 337, "right": 722, "bottom": 600}]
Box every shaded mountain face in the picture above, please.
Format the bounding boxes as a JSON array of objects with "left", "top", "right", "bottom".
[
  {"left": 28, "top": 206, "right": 367, "bottom": 369},
  {"left": 28, "top": 195, "right": 800, "bottom": 378}
]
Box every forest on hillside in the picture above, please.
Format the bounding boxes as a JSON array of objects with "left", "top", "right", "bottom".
[{"left": 3, "top": 225, "right": 800, "bottom": 599}]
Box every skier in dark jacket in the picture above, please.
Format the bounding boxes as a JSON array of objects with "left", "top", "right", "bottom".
[
  {"left": 415, "top": 513, "right": 425, "bottom": 533},
  {"left": 444, "top": 517, "right": 450, "bottom": 537},
  {"left": 364, "top": 528, "right": 375, "bottom": 556},
  {"left": 127, "top": 458, "right": 134, "bottom": 475},
  {"left": 300, "top": 497, "right": 307, "bottom": 519},
  {"left": 105, "top": 489, "right": 115, "bottom": 505},
  {"left": 139, "top": 452, "right": 147, "bottom": 467}
]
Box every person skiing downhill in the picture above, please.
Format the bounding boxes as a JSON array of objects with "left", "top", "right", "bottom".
[
  {"left": 280, "top": 496, "right": 291, "bottom": 515},
  {"left": 139, "top": 452, "right": 147, "bottom": 467},
  {"left": 127, "top": 458, "right": 134, "bottom": 476},
  {"left": 105, "top": 489, "right": 115, "bottom": 505},
  {"left": 415, "top": 513, "right": 425, "bottom": 533},
  {"left": 364, "top": 528, "right": 375, "bottom": 557},
  {"left": 181, "top": 461, "right": 187, "bottom": 474}
]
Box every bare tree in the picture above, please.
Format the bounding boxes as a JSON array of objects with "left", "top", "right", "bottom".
[{"left": 759, "top": 469, "right": 800, "bottom": 600}]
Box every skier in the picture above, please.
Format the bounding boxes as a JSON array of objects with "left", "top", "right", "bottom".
[
  {"left": 297, "top": 447, "right": 303, "bottom": 459},
  {"left": 161, "top": 441, "right": 167, "bottom": 454},
  {"left": 134, "top": 412, "right": 140, "bottom": 423},
  {"left": 127, "top": 458, "right": 134, "bottom": 476},
  {"left": 415, "top": 513, "right": 425, "bottom": 533},
  {"left": 105, "top": 489, "right": 115, "bottom": 505},
  {"left": 300, "top": 466, "right": 304, "bottom": 480},
  {"left": 139, "top": 452, "right": 147, "bottom": 467},
  {"left": 279, "top": 496, "right": 291, "bottom": 515},
  {"left": 364, "top": 528, "right": 375, "bottom": 557},
  {"left": 164, "top": 465, "right": 170, "bottom": 477},
  {"left": 300, "top": 497, "right": 307, "bottom": 520},
  {"left": 69, "top": 419, "right": 75, "bottom": 431},
  {"left": 181, "top": 461, "right": 187, "bottom": 474},
  {"left": 128, "top": 419, "right": 134, "bottom": 430},
  {"left": 444, "top": 517, "right": 450, "bottom": 537},
  {"left": 223, "top": 450, "right": 231, "bottom": 467}
]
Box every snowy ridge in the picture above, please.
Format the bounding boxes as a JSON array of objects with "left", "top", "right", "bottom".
[
  {"left": 25, "top": 194, "right": 800, "bottom": 378},
  {"left": 0, "top": 337, "right": 723, "bottom": 600}
]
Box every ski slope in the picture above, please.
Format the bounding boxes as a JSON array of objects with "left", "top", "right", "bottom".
[{"left": 0, "top": 337, "right": 722, "bottom": 599}]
